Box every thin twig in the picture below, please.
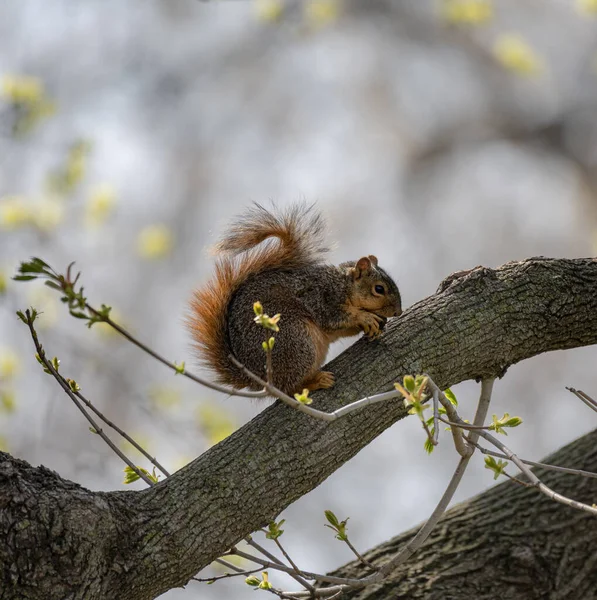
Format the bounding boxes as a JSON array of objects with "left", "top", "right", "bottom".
[
  {"left": 214, "top": 557, "right": 246, "bottom": 572},
  {"left": 426, "top": 379, "right": 471, "bottom": 458},
  {"left": 272, "top": 538, "right": 303, "bottom": 578},
  {"left": 86, "top": 303, "right": 268, "bottom": 399},
  {"left": 472, "top": 443, "right": 597, "bottom": 480},
  {"left": 24, "top": 311, "right": 155, "bottom": 487},
  {"left": 231, "top": 547, "right": 366, "bottom": 587},
  {"left": 246, "top": 537, "right": 314, "bottom": 592},
  {"left": 432, "top": 387, "right": 440, "bottom": 446},
  {"left": 282, "top": 586, "right": 349, "bottom": 599},
  {"left": 566, "top": 387, "right": 597, "bottom": 414},
  {"left": 230, "top": 355, "right": 402, "bottom": 421},
  {"left": 341, "top": 536, "right": 377, "bottom": 571},
  {"left": 371, "top": 377, "right": 495, "bottom": 580},
  {"left": 266, "top": 346, "right": 274, "bottom": 386},
  {"left": 73, "top": 388, "right": 170, "bottom": 477},
  {"left": 449, "top": 414, "right": 597, "bottom": 516},
  {"left": 192, "top": 566, "right": 263, "bottom": 583},
  {"left": 439, "top": 418, "right": 491, "bottom": 431}
]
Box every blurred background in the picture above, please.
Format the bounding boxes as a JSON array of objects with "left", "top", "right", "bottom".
[{"left": 1, "top": 0, "right": 597, "bottom": 597}]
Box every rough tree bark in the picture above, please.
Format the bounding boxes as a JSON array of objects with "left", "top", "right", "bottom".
[
  {"left": 333, "top": 428, "right": 597, "bottom": 600},
  {"left": 1, "top": 257, "right": 596, "bottom": 600}
]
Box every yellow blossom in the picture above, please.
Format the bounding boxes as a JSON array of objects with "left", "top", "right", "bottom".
[
  {"left": 0, "top": 270, "right": 7, "bottom": 295},
  {"left": 196, "top": 403, "right": 236, "bottom": 446},
  {"left": 493, "top": 34, "right": 544, "bottom": 76},
  {"left": 305, "top": 0, "right": 339, "bottom": 28},
  {"left": 0, "top": 196, "right": 31, "bottom": 229},
  {"left": 0, "top": 350, "right": 21, "bottom": 380},
  {"left": 119, "top": 433, "right": 153, "bottom": 459},
  {"left": 172, "top": 456, "right": 193, "bottom": 472},
  {"left": 149, "top": 385, "right": 181, "bottom": 411},
  {"left": 254, "top": 0, "right": 284, "bottom": 22},
  {"left": 32, "top": 197, "right": 64, "bottom": 231},
  {"left": 85, "top": 184, "right": 116, "bottom": 228},
  {"left": 1, "top": 74, "right": 56, "bottom": 134},
  {"left": 0, "top": 436, "right": 8, "bottom": 451},
  {"left": 440, "top": 0, "right": 492, "bottom": 24},
  {"left": 0, "top": 391, "right": 16, "bottom": 414},
  {"left": 136, "top": 224, "right": 173, "bottom": 259},
  {"left": 576, "top": 0, "right": 597, "bottom": 14},
  {"left": 1, "top": 74, "right": 43, "bottom": 104},
  {"left": 47, "top": 141, "right": 91, "bottom": 196}
]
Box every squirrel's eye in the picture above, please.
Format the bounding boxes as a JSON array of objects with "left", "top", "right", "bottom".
[{"left": 374, "top": 285, "right": 385, "bottom": 295}]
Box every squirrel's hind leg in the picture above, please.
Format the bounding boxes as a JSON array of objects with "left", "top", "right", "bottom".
[{"left": 302, "top": 370, "right": 335, "bottom": 391}]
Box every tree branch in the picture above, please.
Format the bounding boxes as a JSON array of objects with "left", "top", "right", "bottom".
[{"left": 2, "top": 257, "right": 597, "bottom": 600}]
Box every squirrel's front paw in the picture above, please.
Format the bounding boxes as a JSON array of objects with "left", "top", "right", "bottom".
[{"left": 358, "top": 311, "right": 385, "bottom": 339}]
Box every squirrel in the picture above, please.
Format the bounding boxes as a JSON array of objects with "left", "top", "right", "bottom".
[{"left": 188, "top": 203, "right": 402, "bottom": 396}]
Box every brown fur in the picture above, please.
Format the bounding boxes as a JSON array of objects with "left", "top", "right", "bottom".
[{"left": 188, "top": 203, "right": 402, "bottom": 395}]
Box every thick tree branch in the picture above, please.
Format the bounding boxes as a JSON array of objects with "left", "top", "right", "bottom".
[{"left": 2, "top": 257, "right": 597, "bottom": 600}]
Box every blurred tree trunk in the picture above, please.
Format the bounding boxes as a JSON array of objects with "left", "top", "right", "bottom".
[{"left": 1, "top": 257, "right": 597, "bottom": 600}]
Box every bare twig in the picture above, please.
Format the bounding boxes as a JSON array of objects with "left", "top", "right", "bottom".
[
  {"left": 449, "top": 415, "right": 597, "bottom": 516},
  {"left": 472, "top": 444, "right": 597, "bottom": 480},
  {"left": 371, "top": 377, "right": 495, "bottom": 579},
  {"left": 341, "top": 536, "right": 377, "bottom": 571},
  {"left": 246, "top": 537, "right": 314, "bottom": 592},
  {"left": 426, "top": 379, "right": 472, "bottom": 458},
  {"left": 24, "top": 311, "right": 156, "bottom": 486},
  {"left": 86, "top": 303, "right": 268, "bottom": 399},
  {"left": 214, "top": 557, "right": 246, "bottom": 572},
  {"left": 432, "top": 386, "right": 440, "bottom": 446},
  {"left": 192, "top": 566, "right": 263, "bottom": 583},
  {"left": 265, "top": 346, "right": 274, "bottom": 386},
  {"left": 230, "top": 355, "right": 402, "bottom": 421},
  {"left": 230, "top": 547, "right": 366, "bottom": 587},
  {"left": 567, "top": 387, "right": 597, "bottom": 414},
  {"left": 72, "top": 388, "right": 170, "bottom": 477}
]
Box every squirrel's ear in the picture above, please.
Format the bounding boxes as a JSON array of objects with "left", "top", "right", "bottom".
[
  {"left": 368, "top": 255, "right": 378, "bottom": 266},
  {"left": 353, "top": 256, "right": 372, "bottom": 279}
]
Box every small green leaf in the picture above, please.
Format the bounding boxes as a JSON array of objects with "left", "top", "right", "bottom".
[
  {"left": 69, "top": 311, "right": 89, "bottom": 319},
  {"left": 66, "top": 378, "right": 81, "bottom": 393},
  {"left": 245, "top": 575, "right": 260, "bottom": 587},
  {"left": 403, "top": 375, "right": 415, "bottom": 393},
  {"left": 265, "top": 519, "right": 286, "bottom": 540},
  {"left": 16, "top": 311, "right": 27, "bottom": 323},
  {"left": 123, "top": 465, "right": 159, "bottom": 485},
  {"left": 444, "top": 388, "right": 458, "bottom": 406},
  {"left": 324, "top": 510, "right": 340, "bottom": 528},
  {"left": 13, "top": 275, "right": 38, "bottom": 281},
  {"left": 503, "top": 416, "right": 523, "bottom": 428},
  {"left": 324, "top": 510, "right": 349, "bottom": 541},
  {"left": 484, "top": 456, "right": 508, "bottom": 480},
  {"left": 424, "top": 435, "right": 435, "bottom": 454}
]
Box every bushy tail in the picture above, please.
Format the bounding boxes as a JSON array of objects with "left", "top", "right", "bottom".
[
  {"left": 188, "top": 203, "right": 328, "bottom": 388},
  {"left": 215, "top": 202, "right": 329, "bottom": 264}
]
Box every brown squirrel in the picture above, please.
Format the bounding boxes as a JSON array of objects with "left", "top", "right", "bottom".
[{"left": 188, "top": 204, "right": 402, "bottom": 396}]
